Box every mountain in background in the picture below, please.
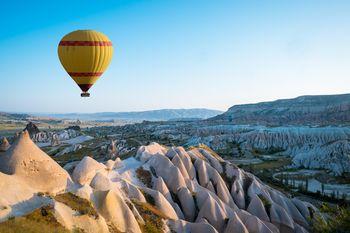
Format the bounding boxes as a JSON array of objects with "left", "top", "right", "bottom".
[
  {"left": 0, "top": 112, "right": 29, "bottom": 121},
  {"left": 210, "top": 93, "right": 350, "bottom": 126},
  {"left": 32, "top": 108, "right": 223, "bottom": 121}
]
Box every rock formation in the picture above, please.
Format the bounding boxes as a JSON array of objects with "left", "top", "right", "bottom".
[
  {"left": 72, "top": 156, "right": 106, "bottom": 185},
  {"left": 0, "top": 131, "right": 72, "bottom": 193},
  {"left": 106, "top": 139, "right": 118, "bottom": 159},
  {"left": 136, "top": 143, "right": 318, "bottom": 233},
  {"left": 0, "top": 137, "right": 10, "bottom": 152},
  {"left": 0, "top": 136, "right": 320, "bottom": 232},
  {"left": 24, "top": 122, "right": 40, "bottom": 136},
  {"left": 185, "top": 125, "right": 350, "bottom": 175},
  {"left": 31, "top": 128, "right": 82, "bottom": 144},
  {"left": 55, "top": 144, "right": 82, "bottom": 157},
  {"left": 51, "top": 133, "right": 60, "bottom": 146}
]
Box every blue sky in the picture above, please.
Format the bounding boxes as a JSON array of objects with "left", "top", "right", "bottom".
[{"left": 1, "top": 0, "right": 349, "bottom": 113}]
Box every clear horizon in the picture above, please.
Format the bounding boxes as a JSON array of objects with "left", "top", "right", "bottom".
[
  {"left": 1, "top": 0, "right": 350, "bottom": 112},
  {"left": 4, "top": 92, "right": 350, "bottom": 114}
]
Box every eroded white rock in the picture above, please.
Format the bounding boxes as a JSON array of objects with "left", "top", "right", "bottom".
[{"left": 72, "top": 156, "right": 106, "bottom": 185}]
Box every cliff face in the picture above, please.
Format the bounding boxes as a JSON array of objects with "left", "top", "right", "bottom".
[{"left": 212, "top": 94, "right": 350, "bottom": 126}]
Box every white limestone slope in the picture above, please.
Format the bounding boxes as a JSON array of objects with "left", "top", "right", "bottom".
[
  {"left": 0, "top": 135, "right": 320, "bottom": 233},
  {"left": 136, "top": 143, "right": 319, "bottom": 233},
  {"left": 0, "top": 131, "right": 72, "bottom": 193}
]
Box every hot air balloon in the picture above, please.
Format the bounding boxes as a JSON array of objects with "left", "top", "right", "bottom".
[{"left": 58, "top": 30, "right": 113, "bottom": 97}]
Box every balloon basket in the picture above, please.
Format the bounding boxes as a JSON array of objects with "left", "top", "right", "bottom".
[{"left": 81, "top": 92, "right": 90, "bottom": 97}]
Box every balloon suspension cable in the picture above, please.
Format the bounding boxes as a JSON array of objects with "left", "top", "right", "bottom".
[{"left": 81, "top": 92, "right": 90, "bottom": 97}]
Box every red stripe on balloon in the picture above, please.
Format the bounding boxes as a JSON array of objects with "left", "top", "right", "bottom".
[
  {"left": 68, "top": 72, "right": 103, "bottom": 77},
  {"left": 78, "top": 84, "right": 93, "bottom": 92},
  {"left": 59, "top": 41, "right": 112, "bottom": 46}
]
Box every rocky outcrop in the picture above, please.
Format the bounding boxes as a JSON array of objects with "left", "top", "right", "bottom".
[
  {"left": 94, "top": 190, "right": 142, "bottom": 233},
  {"left": 136, "top": 142, "right": 167, "bottom": 162},
  {"left": 31, "top": 129, "right": 81, "bottom": 144},
  {"left": 187, "top": 125, "right": 350, "bottom": 175},
  {"left": 136, "top": 143, "right": 316, "bottom": 232},
  {"left": 0, "top": 137, "right": 10, "bottom": 152},
  {"left": 224, "top": 212, "right": 249, "bottom": 233},
  {"left": 0, "top": 172, "right": 36, "bottom": 210},
  {"left": 55, "top": 144, "right": 82, "bottom": 157},
  {"left": 106, "top": 139, "right": 118, "bottom": 159},
  {"left": 0, "top": 139, "right": 318, "bottom": 232},
  {"left": 126, "top": 94, "right": 350, "bottom": 175},
  {"left": 168, "top": 219, "right": 219, "bottom": 233},
  {"left": 54, "top": 201, "right": 109, "bottom": 233},
  {"left": 141, "top": 187, "right": 179, "bottom": 220},
  {"left": 51, "top": 134, "right": 60, "bottom": 146},
  {"left": 72, "top": 156, "right": 106, "bottom": 185},
  {"left": 24, "top": 122, "right": 40, "bottom": 136},
  {"left": 0, "top": 131, "right": 72, "bottom": 193},
  {"left": 144, "top": 152, "right": 186, "bottom": 193},
  {"left": 0, "top": 171, "right": 50, "bottom": 221},
  {"left": 90, "top": 172, "right": 112, "bottom": 191}
]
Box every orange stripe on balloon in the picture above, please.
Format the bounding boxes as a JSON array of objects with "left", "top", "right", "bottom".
[
  {"left": 59, "top": 41, "right": 112, "bottom": 46},
  {"left": 68, "top": 72, "right": 103, "bottom": 77}
]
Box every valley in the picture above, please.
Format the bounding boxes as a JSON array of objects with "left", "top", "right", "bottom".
[{"left": 1, "top": 94, "right": 350, "bottom": 232}]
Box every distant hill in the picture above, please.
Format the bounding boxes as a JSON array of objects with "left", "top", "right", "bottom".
[
  {"left": 0, "top": 112, "right": 29, "bottom": 120},
  {"left": 33, "top": 108, "right": 223, "bottom": 121},
  {"left": 210, "top": 94, "right": 350, "bottom": 126}
]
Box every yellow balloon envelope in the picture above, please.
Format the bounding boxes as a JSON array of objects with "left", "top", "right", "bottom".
[{"left": 58, "top": 30, "right": 113, "bottom": 97}]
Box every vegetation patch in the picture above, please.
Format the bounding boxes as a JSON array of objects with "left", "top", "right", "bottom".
[
  {"left": 0, "top": 205, "right": 69, "bottom": 233},
  {"left": 126, "top": 138, "right": 142, "bottom": 147},
  {"left": 170, "top": 191, "right": 182, "bottom": 210},
  {"left": 191, "top": 192, "right": 199, "bottom": 216},
  {"left": 54, "top": 192, "right": 98, "bottom": 218},
  {"left": 120, "top": 148, "right": 137, "bottom": 160},
  {"left": 217, "top": 141, "right": 243, "bottom": 158},
  {"left": 242, "top": 176, "right": 253, "bottom": 208},
  {"left": 242, "top": 157, "right": 291, "bottom": 172},
  {"left": 136, "top": 167, "right": 153, "bottom": 188},
  {"left": 311, "top": 203, "right": 350, "bottom": 233},
  {"left": 107, "top": 223, "right": 124, "bottom": 233},
  {"left": 140, "top": 190, "right": 156, "bottom": 206},
  {"left": 55, "top": 147, "right": 93, "bottom": 166},
  {"left": 258, "top": 194, "right": 271, "bottom": 217},
  {"left": 132, "top": 200, "right": 167, "bottom": 233},
  {"left": 252, "top": 147, "right": 285, "bottom": 155},
  {"left": 196, "top": 143, "right": 223, "bottom": 161},
  {"left": 220, "top": 161, "right": 233, "bottom": 189}
]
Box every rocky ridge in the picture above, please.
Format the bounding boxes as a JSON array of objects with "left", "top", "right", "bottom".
[
  {"left": 186, "top": 125, "right": 350, "bottom": 175},
  {"left": 133, "top": 121, "right": 350, "bottom": 175},
  {"left": 211, "top": 94, "right": 350, "bottom": 126},
  {"left": 0, "top": 133, "right": 320, "bottom": 232}
]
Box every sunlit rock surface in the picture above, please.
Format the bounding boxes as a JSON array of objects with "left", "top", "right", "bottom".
[
  {"left": 0, "top": 131, "right": 72, "bottom": 193},
  {"left": 0, "top": 135, "right": 319, "bottom": 232}
]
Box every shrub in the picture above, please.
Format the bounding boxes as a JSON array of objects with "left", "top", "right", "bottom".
[
  {"left": 311, "top": 204, "right": 350, "bottom": 233},
  {"left": 258, "top": 194, "right": 271, "bottom": 217},
  {"left": 141, "top": 190, "right": 156, "bottom": 206},
  {"left": 0, "top": 205, "right": 69, "bottom": 233},
  {"left": 132, "top": 200, "right": 167, "bottom": 233},
  {"left": 136, "top": 167, "right": 153, "bottom": 188},
  {"left": 54, "top": 192, "right": 98, "bottom": 218}
]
